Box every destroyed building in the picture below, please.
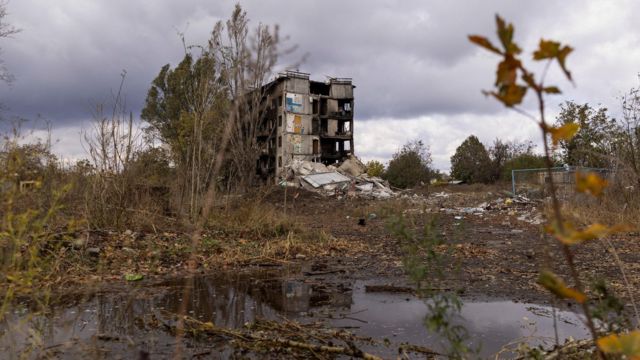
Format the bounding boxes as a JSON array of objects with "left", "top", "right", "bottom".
[{"left": 256, "top": 71, "right": 355, "bottom": 182}]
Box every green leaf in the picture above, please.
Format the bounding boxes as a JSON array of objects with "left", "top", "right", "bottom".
[{"left": 125, "top": 274, "right": 143, "bottom": 281}]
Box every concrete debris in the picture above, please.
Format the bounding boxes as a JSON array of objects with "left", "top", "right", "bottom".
[
  {"left": 289, "top": 158, "right": 397, "bottom": 199},
  {"left": 420, "top": 191, "right": 543, "bottom": 226},
  {"left": 290, "top": 160, "right": 329, "bottom": 176},
  {"left": 301, "top": 172, "right": 351, "bottom": 188},
  {"left": 337, "top": 155, "right": 367, "bottom": 177}
]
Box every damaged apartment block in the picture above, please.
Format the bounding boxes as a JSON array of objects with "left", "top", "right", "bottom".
[{"left": 256, "top": 71, "right": 355, "bottom": 182}]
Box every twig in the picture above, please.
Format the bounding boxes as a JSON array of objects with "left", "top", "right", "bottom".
[{"left": 177, "top": 314, "right": 383, "bottom": 359}]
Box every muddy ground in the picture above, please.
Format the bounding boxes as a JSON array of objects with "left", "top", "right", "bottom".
[
  {"left": 265, "top": 185, "right": 640, "bottom": 307},
  {"left": 4, "top": 184, "right": 639, "bottom": 358}
]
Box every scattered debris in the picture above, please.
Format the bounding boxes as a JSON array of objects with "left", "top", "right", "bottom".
[
  {"left": 301, "top": 172, "right": 351, "bottom": 188},
  {"left": 337, "top": 156, "right": 367, "bottom": 177},
  {"left": 288, "top": 157, "right": 397, "bottom": 199}
]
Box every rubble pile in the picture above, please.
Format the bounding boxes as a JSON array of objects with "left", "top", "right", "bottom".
[
  {"left": 285, "top": 156, "right": 396, "bottom": 199},
  {"left": 438, "top": 194, "right": 544, "bottom": 225}
]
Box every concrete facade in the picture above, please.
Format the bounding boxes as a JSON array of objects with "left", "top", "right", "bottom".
[{"left": 256, "top": 71, "right": 355, "bottom": 183}]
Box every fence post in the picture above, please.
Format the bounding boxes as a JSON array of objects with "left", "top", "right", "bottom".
[{"left": 511, "top": 169, "right": 516, "bottom": 196}]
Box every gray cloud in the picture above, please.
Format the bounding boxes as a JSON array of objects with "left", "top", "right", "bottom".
[{"left": 0, "top": 0, "right": 639, "bottom": 169}]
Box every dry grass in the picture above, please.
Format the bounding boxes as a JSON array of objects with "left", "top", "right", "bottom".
[
  {"left": 0, "top": 193, "right": 367, "bottom": 294},
  {"left": 566, "top": 187, "right": 640, "bottom": 226}
]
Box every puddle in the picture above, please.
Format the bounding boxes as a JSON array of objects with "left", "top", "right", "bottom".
[
  {"left": 329, "top": 281, "right": 589, "bottom": 357},
  {"left": 0, "top": 272, "right": 589, "bottom": 358}
]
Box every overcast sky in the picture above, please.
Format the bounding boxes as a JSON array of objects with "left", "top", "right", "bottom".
[{"left": 1, "top": 0, "right": 639, "bottom": 171}]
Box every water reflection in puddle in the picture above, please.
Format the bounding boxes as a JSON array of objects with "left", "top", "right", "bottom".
[
  {"left": 1, "top": 273, "right": 589, "bottom": 358},
  {"left": 329, "top": 281, "right": 589, "bottom": 357}
]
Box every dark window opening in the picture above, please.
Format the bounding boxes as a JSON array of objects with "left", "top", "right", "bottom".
[
  {"left": 320, "top": 98, "right": 328, "bottom": 115},
  {"left": 278, "top": 115, "right": 282, "bottom": 127},
  {"left": 278, "top": 156, "right": 282, "bottom": 167},
  {"left": 310, "top": 81, "right": 331, "bottom": 96},
  {"left": 278, "top": 136, "right": 282, "bottom": 148}
]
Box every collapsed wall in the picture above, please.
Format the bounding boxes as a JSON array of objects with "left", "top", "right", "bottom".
[{"left": 284, "top": 156, "right": 396, "bottom": 199}]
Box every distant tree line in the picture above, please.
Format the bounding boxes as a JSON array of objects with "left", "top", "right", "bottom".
[
  {"left": 447, "top": 98, "right": 640, "bottom": 185},
  {"left": 449, "top": 135, "right": 547, "bottom": 184},
  {"left": 368, "top": 94, "right": 640, "bottom": 189}
]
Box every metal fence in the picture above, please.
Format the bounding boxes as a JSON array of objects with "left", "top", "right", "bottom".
[{"left": 511, "top": 166, "right": 609, "bottom": 198}]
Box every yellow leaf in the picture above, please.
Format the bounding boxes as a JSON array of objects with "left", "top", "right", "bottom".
[
  {"left": 597, "top": 331, "right": 640, "bottom": 359},
  {"left": 533, "top": 39, "right": 574, "bottom": 81},
  {"left": 468, "top": 35, "right": 502, "bottom": 55},
  {"left": 489, "top": 83, "right": 527, "bottom": 107},
  {"left": 495, "top": 15, "right": 521, "bottom": 55},
  {"left": 576, "top": 172, "right": 607, "bottom": 197},
  {"left": 548, "top": 123, "right": 579, "bottom": 145},
  {"left": 533, "top": 39, "right": 561, "bottom": 60},
  {"left": 556, "top": 45, "right": 574, "bottom": 82},
  {"left": 496, "top": 56, "right": 520, "bottom": 87},
  {"left": 538, "top": 270, "right": 586, "bottom": 303},
  {"left": 543, "top": 86, "right": 561, "bottom": 94},
  {"left": 521, "top": 72, "right": 537, "bottom": 88},
  {"left": 546, "top": 221, "right": 632, "bottom": 245}
]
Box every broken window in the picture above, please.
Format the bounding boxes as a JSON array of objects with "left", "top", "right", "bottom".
[
  {"left": 278, "top": 96, "right": 283, "bottom": 107},
  {"left": 278, "top": 156, "right": 282, "bottom": 167},
  {"left": 278, "top": 115, "right": 282, "bottom": 127},
  {"left": 278, "top": 136, "right": 282, "bottom": 148},
  {"left": 338, "top": 99, "right": 352, "bottom": 114}
]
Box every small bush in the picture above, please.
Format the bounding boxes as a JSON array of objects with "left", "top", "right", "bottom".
[
  {"left": 384, "top": 140, "right": 432, "bottom": 189},
  {"left": 450, "top": 135, "right": 492, "bottom": 183},
  {"left": 365, "top": 160, "right": 384, "bottom": 177}
]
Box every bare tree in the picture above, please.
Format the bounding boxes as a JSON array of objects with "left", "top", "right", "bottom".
[
  {"left": 210, "top": 4, "right": 279, "bottom": 189},
  {"left": 0, "top": 1, "right": 20, "bottom": 84},
  {"left": 620, "top": 84, "right": 640, "bottom": 188},
  {"left": 82, "top": 72, "right": 143, "bottom": 228}
]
